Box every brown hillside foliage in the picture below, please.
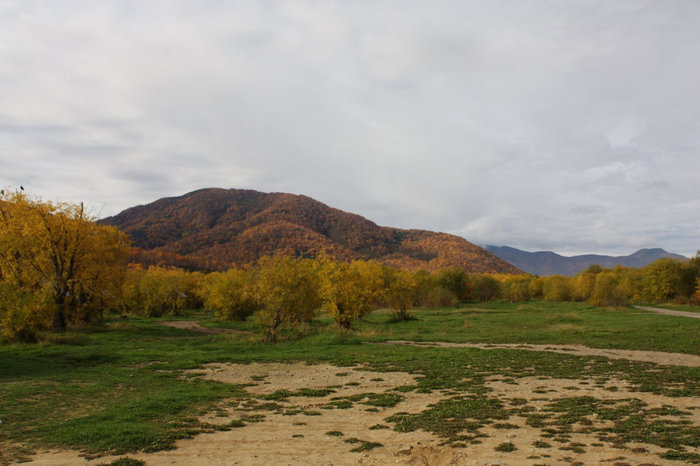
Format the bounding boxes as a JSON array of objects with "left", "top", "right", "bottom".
[{"left": 101, "top": 188, "right": 521, "bottom": 274}]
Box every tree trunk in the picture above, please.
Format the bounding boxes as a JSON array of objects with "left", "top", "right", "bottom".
[
  {"left": 52, "top": 288, "right": 68, "bottom": 332},
  {"left": 52, "top": 306, "right": 66, "bottom": 332}
]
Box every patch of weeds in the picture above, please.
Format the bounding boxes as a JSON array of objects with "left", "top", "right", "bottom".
[
  {"left": 302, "top": 410, "right": 321, "bottom": 416},
  {"left": 328, "top": 392, "right": 404, "bottom": 409},
  {"left": 293, "top": 422, "right": 307, "bottom": 426},
  {"left": 369, "top": 424, "right": 389, "bottom": 430},
  {"left": 326, "top": 430, "right": 344, "bottom": 436},
  {"left": 494, "top": 442, "right": 516, "bottom": 452},
  {"left": 344, "top": 438, "right": 383, "bottom": 452},
  {"left": 260, "top": 390, "right": 293, "bottom": 401},
  {"left": 647, "top": 405, "right": 690, "bottom": 417},
  {"left": 525, "top": 414, "right": 551, "bottom": 428},
  {"left": 250, "top": 375, "right": 268, "bottom": 382},
  {"left": 492, "top": 423, "right": 520, "bottom": 429},
  {"left": 370, "top": 377, "right": 384, "bottom": 382},
  {"left": 345, "top": 382, "right": 360, "bottom": 386},
  {"left": 245, "top": 401, "right": 284, "bottom": 411},
  {"left": 239, "top": 414, "right": 265, "bottom": 423},
  {"left": 392, "top": 385, "right": 417, "bottom": 393},
  {"left": 365, "top": 407, "right": 379, "bottom": 412},
  {"left": 215, "top": 419, "right": 245, "bottom": 430},
  {"left": 323, "top": 399, "right": 354, "bottom": 409},
  {"left": 295, "top": 388, "right": 335, "bottom": 397},
  {"left": 363, "top": 393, "right": 404, "bottom": 408},
  {"left": 292, "top": 434, "right": 304, "bottom": 438},
  {"left": 387, "top": 396, "right": 508, "bottom": 444},
  {"left": 560, "top": 443, "right": 586, "bottom": 454},
  {"left": 533, "top": 440, "right": 551, "bottom": 448},
  {"left": 98, "top": 458, "right": 145, "bottom": 466},
  {"left": 335, "top": 372, "right": 349, "bottom": 377},
  {"left": 660, "top": 450, "right": 700, "bottom": 463}
]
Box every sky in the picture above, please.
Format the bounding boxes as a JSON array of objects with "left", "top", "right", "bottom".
[{"left": 1, "top": 1, "right": 699, "bottom": 257}]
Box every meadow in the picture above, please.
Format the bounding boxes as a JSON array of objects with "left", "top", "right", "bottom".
[{"left": 1, "top": 301, "right": 699, "bottom": 465}]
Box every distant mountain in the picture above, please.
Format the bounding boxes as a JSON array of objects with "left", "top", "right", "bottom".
[
  {"left": 484, "top": 245, "right": 687, "bottom": 276},
  {"left": 100, "top": 188, "right": 522, "bottom": 274}
]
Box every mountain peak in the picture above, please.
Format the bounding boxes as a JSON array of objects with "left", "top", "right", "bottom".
[{"left": 101, "top": 188, "right": 521, "bottom": 274}]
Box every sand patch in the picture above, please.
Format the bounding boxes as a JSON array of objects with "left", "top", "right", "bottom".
[{"left": 22, "top": 363, "right": 699, "bottom": 466}]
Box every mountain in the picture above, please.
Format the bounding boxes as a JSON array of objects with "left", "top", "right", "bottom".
[
  {"left": 484, "top": 245, "right": 687, "bottom": 276},
  {"left": 100, "top": 188, "right": 522, "bottom": 274}
]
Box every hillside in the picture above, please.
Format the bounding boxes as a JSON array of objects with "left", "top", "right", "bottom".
[
  {"left": 484, "top": 245, "right": 687, "bottom": 276},
  {"left": 100, "top": 188, "right": 521, "bottom": 274}
]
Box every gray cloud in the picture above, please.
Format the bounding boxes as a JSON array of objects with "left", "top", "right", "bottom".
[{"left": 1, "top": 1, "right": 699, "bottom": 257}]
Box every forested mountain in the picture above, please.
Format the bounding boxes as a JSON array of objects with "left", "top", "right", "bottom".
[
  {"left": 484, "top": 245, "right": 687, "bottom": 276},
  {"left": 101, "top": 188, "right": 521, "bottom": 274}
]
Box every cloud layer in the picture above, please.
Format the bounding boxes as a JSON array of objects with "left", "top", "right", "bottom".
[{"left": 2, "top": 1, "right": 699, "bottom": 256}]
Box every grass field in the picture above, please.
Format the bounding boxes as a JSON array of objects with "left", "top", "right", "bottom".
[{"left": 1, "top": 301, "right": 699, "bottom": 465}]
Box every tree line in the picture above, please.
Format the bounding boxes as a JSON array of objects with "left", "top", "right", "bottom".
[{"left": 2, "top": 191, "right": 699, "bottom": 342}]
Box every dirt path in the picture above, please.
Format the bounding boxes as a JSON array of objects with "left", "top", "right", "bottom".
[
  {"left": 160, "top": 321, "right": 252, "bottom": 335},
  {"left": 634, "top": 305, "right": 700, "bottom": 319},
  {"left": 383, "top": 340, "right": 700, "bottom": 367}
]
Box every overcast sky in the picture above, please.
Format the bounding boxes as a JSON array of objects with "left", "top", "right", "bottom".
[{"left": 1, "top": 1, "right": 699, "bottom": 257}]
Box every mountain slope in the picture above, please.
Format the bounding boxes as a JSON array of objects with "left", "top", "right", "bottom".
[
  {"left": 101, "top": 188, "right": 521, "bottom": 274},
  {"left": 484, "top": 245, "right": 686, "bottom": 276}
]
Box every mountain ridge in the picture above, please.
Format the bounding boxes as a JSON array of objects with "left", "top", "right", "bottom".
[
  {"left": 484, "top": 245, "right": 687, "bottom": 276},
  {"left": 100, "top": 188, "right": 522, "bottom": 274}
]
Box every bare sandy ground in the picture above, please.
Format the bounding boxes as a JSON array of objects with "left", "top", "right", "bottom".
[
  {"left": 635, "top": 305, "right": 700, "bottom": 320},
  {"left": 383, "top": 340, "right": 700, "bottom": 367},
  {"left": 23, "top": 360, "right": 699, "bottom": 466}
]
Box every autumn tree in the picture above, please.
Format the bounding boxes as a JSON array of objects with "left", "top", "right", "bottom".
[
  {"left": 252, "top": 256, "right": 320, "bottom": 342},
  {"left": 320, "top": 259, "right": 384, "bottom": 328},
  {"left": 0, "top": 190, "right": 129, "bottom": 339},
  {"left": 435, "top": 268, "right": 471, "bottom": 302},
  {"left": 542, "top": 275, "right": 572, "bottom": 302},
  {"left": 414, "top": 271, "right": 459, "bottom": 308},
  {"left": 470, "top": 274, "right": 501, "bottom": 302},
  {"left": 693, "top": 278, "right": 700, "bottom": 304},
  {"left": 385, "top": 268, "right": 419, "bottom": 321},
  {"left": 500, "top": 275, "right": 531, "bottom": 303},
  {"left": 136, "top": 266, "right": 204, "bottom": 316},
  {"left": 116, "top": 265, "right": 147, "bottom": 315},
  {"left": 588, "top": 271, "right": 629, "bottom": 307},
  {"left": 571, "top": 271, "right": 597, "bottom": 302},
  {"left": 642, "top": 258, "right": 684, "bottom": 303},
  {"left": 203, "top": 268, "right": 259, "bottom": 321}
]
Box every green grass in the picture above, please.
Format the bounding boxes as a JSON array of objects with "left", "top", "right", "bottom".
[
  {"left": 1, "top": 301, "right": 700, "bottom": 464},
  {"left": 357, "top": 301, "right": 700, "bottom": 354}
]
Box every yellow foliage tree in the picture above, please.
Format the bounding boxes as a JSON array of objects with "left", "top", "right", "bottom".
[
  {"left": 500, "top": 275, "right": 531, "bottom": 303},
  {"left": 0, "top": 190, "right": 129, "bottom": 339},
  {"left": 542, "top": 275, "right": 572, "bottom": 302},
  {"left": 252, "top": 256, "right": 320, "bottom": 342},
  {"left": 137, "top": 266, "right": 201, "bottom": 316},
  {"left": 588, "top": 271, "right": 629, "bottom": 307},
  {"left": 320, "top": 259, "right": 385, "bottom": 328},
  {"left": 203, "top": 268, "right": 259, "bottom": 321},
  {"left": 385, "top": 268, "right": 419, "bottom": 321}
]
